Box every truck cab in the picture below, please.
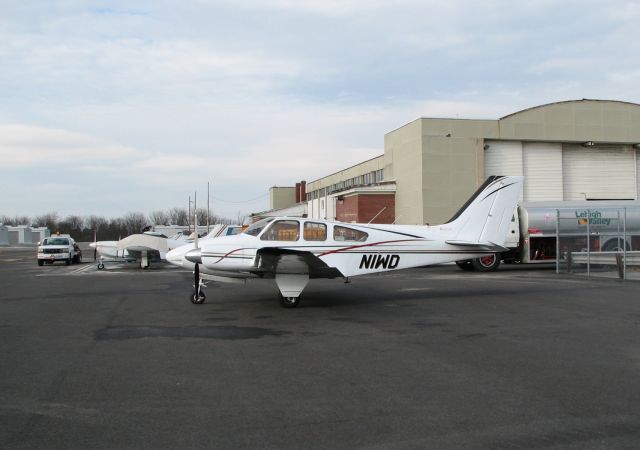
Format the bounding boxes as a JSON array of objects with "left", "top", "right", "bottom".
[{"left": 37, "top": 235, "right": 82, "bottom": 266}]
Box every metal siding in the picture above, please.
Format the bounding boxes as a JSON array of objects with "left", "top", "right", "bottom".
[
  {"left": 562, "top": 145, "right": 636, "bottom": 200},
  {"left": 484, "top": 140, "right": 523, "bottom": 178},
  {"left": 523, "top": 143, "right": 563, "bottom": 201}
]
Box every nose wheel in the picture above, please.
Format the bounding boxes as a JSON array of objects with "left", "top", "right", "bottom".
[
  {"left": 191, "top": 263, "right": 207, "bottom": 304},
  {"left": 190, "top": 290, "right": 206, "bottom": 304},
  {"left": 279, "top": 294, "right": 300, "bottom": 308}
]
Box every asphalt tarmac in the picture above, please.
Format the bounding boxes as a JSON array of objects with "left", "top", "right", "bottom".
[{"left": 1, "top": 245, "right": 640, "bottom": 449}]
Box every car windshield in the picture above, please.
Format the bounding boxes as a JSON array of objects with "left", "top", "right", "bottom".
[
  {"left": 44, "top": 238, "right": 69, "bottom": 245},
  {"left": 244, "top": 218, "right": 275, "bottom": 236}
]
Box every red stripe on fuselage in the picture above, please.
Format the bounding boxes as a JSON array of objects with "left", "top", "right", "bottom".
[{"left": 318, "top": 239, "right": 428, "bottom": 257}]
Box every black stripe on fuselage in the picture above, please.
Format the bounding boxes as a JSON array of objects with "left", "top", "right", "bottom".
[{"left": 444, "top": 175, "right": 504, "bottom": 224}]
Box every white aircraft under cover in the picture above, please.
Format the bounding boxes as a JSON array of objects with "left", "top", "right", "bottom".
[
  {"left": 166, "top": 176, "right": 523, "bottom": 307},
  {"left": 90, "top": 224, "right": 243, "bottom": 269}
]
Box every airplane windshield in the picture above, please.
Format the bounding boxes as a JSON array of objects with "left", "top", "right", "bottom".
[{"left": 244, "top": 218, "right": 274, "bottom": 236}]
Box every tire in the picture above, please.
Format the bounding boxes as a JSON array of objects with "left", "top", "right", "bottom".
[
  {"left": 190, "top": 291, "right": 206, "bottom": 304},
  {"left": 602, "top": 238, "right": 630, "bottom": 252},
  {"left": 37, "top": 259, "right": 44, "bottom": 266},
  {"left": 97, "top": 263, "right": 105, "bottom": 270},
  {"left": 455, "top": 260, "right": 473, "bottom": 271},
  {"left": 471, "top": 254, "right": 501, "bottom": 272},
  {"left": 279, "top": 295, "right": 300, "bottom": 308},
  {"left": 65, "top": 258, "right": 71, "bottom": 266}
]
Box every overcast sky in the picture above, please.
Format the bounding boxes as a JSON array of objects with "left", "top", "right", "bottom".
[{"left": 1, "top": 0, "right": 639, "bottom": 221}]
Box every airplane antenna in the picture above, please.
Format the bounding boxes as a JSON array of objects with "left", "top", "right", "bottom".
[
  {"left": 392, "top": 214, "right": 403, "bottom": 225},
  {"left": 207, "top": 181, "right": 210, "bottom": 234},
  {"left": 367, "top": 207, "right": 386, "bottom": 225},
  {"left": 188, "top": 195, "right": 191, "bottom": 233}
]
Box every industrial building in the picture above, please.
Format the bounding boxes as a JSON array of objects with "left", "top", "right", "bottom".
[{"left": 302, "top": 99, "right": 640, "bottom": 225}]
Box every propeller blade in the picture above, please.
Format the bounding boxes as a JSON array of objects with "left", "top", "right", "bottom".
[
  {"left": 194, "top": 211, "right": 199, "bottom": 249},
  {"left": 194, "top": 262, "right": 200, "bottom": 290}
]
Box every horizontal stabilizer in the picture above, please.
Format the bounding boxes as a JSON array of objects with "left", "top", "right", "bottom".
[{"left": 446, "top": 240, "right": 508, "bottom": 252}]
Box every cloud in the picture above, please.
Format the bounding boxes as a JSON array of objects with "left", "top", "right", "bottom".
[{"left": 0, "top": 125, "right": 140, "bottom": 168}]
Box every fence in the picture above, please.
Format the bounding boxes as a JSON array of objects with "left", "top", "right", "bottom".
[{"left": 555, "top": 206, "right": 640, "bottom": 280}]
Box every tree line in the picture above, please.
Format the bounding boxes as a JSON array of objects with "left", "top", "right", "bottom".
[{"left": 0, "top": 208, "right": 243, "bottom": 241}]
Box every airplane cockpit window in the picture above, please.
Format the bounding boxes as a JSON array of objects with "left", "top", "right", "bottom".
[
  {"left": 303, "top": 222, "right": 327, "bottom": 241},
  {"left": 261, "top": 220, "right": 300, "bottom": 241},
  {"left": 244, "top": 218, "right": 275, "bottom": 237},
  {"left": 333, "top": 225, "right": 368, "bottom": 242}
]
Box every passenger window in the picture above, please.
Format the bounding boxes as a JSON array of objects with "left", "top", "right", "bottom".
[
  {"left": 261, "top": 220, "right": 300, "bottom": 241},
  {"left": 303, "top": 222, "right": 327, "bottom": 241},
  {"left": 333, "top": 225, "right": 368, "bottom": 242}
]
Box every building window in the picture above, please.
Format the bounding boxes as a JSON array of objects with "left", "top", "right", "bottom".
[
  {"left": 303, "top": 222, "right": 327, "bottom": 241},
  {"left": 261, "top": 220, "right": 300, "bottom": 241},
  {"left": 333, "top": 225, "right": 368, "bottom": 242}
]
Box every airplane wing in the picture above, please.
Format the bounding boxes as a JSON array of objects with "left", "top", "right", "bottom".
[
  {"left": 253, "top": 247, "right": 343, "bottom": 279},
  {"left": 445, "top": 240, "right": 509, "bottom": 252},
  {"left": 117, "top": 233, "right": 168, "bottom": 261}
]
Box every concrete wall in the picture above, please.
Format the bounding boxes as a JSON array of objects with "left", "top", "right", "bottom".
[
  {"left": 499, "top": 99, "right": 640, "bottom": 143},
  {"left": 269, "top": 187, "right": 296, "bottom": 210},
  {"left": 384, "top": 120, "right": 423, "bottom": 224},
  {"left": 0, "top": 226, "right": 8, "bottom": 245}
]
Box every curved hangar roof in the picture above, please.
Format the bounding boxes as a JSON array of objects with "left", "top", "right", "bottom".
[{"left": 497, "top": 99, "right": 640, "bottom": 143}]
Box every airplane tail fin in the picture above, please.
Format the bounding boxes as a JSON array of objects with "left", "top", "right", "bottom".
[{"left": 444, "top": 176, "right": 523, "bottom": 247}]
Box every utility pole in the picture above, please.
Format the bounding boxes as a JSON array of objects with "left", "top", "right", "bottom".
[
  {"left": 188, "top": 195, "right": 191, "bottom": 232},
  {"left": 207, "top": 181, "right": 210, "bottom": 234}
]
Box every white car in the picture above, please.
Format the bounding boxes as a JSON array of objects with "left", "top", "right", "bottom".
[{"left": 37, "top": 236, "right": 82, "bottom": 266}]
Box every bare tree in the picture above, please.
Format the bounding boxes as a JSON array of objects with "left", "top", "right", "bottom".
[
  {"left": 236, "top": 211, "right": 248, "bottom": 225},
  {"left": 12, "top": 215, "right": 31, "bottom": 226},
  {"left": 0, "top": 214, "right": 13, "bottom": 225},
  {"left": 62, "top": 215, "right": 84, "bottom": 230},
  {"left": 168, "top": 207, "right": 188, "bottom": 226},
  {"left": 195, "top": 208, "right": 209, "bottom": 226},
  {"left": 122, "top": 212, "right": 148, "bottom": 235},
  {"left": 86, "top": 215, "right": 108, "bottom": 232},
  {"left": 149, "top": 210, "right": 170, "bottom": 225},
  {"left": 33, "top": 212, "right": 59, "bottom": 229}
]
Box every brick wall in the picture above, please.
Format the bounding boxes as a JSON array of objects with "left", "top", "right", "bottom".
[{"left": 336, "top": 194, "right": 395, "bottom": 223}]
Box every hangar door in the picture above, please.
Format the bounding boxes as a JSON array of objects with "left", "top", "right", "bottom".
[
  {"left": 563, "top": 145, "right": 637, "bottom": 200},
  {"left": 523, "top": 143, "right": 563, "bottom": 201},
  {"left": 485, "top": 141, "right": 564, "bottom": 201},
  {"left": 484, "top": 141, "right": 524, "bottom": 200}
]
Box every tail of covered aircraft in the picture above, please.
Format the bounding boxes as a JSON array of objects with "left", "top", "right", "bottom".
[{"left": 444, "top": 175, "right": 523, "bottom": 247}]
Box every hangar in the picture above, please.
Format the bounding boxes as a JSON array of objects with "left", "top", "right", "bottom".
[{"left": 305, "top": 99, "right": 640, "bottom": 225}]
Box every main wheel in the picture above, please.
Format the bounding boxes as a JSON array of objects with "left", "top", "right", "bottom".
[
  {"left": 37, "top": 259, "right": 44, "bottom": 266},
  {"left": 97, "top": 263, "right": 105, "bottom": 270},
  {"left": 471, "top": 254, "right": 501, "bottom": 272},
  {"left": 455, "top": 260, "right": 473, "bottom": 271},
  {"left": 190, "top": 291, "right": 206, "bottom": 304},
  {"left": 602, "top": 238, "right": 630, "bottom": 252},
  {"left": 279, "top": 295, "right": 300, "bottom": 308}
]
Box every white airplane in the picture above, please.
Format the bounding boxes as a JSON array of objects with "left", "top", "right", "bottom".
[
  {"left": 90, "top": 225, "right": 243, "bottom": 269},
  {"left": 90, "top": 231, "right": 191, "bottom": 269},
  {"left": 166, "top": 176, "right": 523, "bottom": 308}
]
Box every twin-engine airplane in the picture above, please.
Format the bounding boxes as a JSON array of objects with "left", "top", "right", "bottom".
[{"left": 166, "top": 176, "right": 523, "bottom": 308}]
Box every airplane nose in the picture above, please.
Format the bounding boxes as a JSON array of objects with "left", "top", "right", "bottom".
[
  {"left": 166, "top": 248, "right": 184, "bottom": 265},
  {"left": 185, "top": 248, "right": 202, "bottom": 264}
]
